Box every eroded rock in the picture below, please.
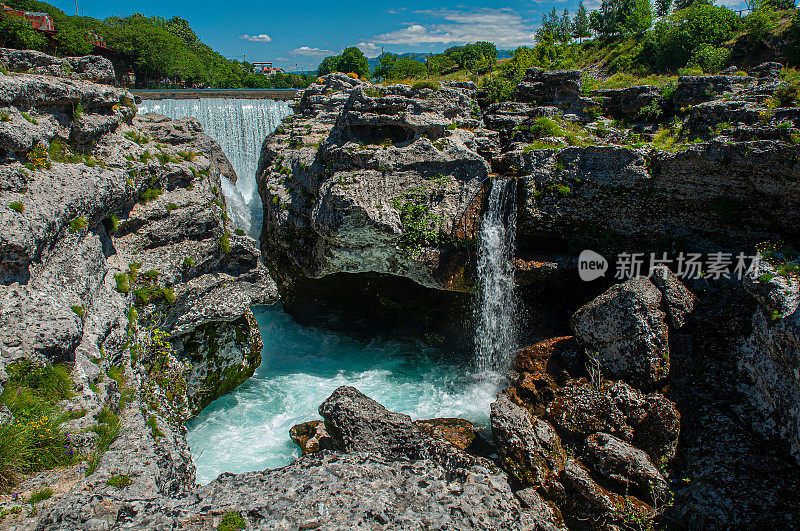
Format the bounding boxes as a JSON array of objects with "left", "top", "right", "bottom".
[{"left": 571, "top": 277, "right": 670, "bottom": 388}]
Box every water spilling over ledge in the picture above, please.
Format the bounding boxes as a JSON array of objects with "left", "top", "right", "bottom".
[
  {"left": 474, "top": 177, "right": 519, "bottom": 373},
  {"left": 137, "top": 98, "right": 291, "bottom": 237}
]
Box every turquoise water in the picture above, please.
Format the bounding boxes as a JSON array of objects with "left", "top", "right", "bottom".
[{"left": 186, "top": 304, "right": 502, "bottom": 484}]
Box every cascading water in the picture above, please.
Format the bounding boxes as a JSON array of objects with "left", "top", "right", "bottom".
[
  {"left": 474, "top": 177, "right": 519, "bottom": 372},
  {"left": 136, "top": 98, "right": 291, "bottom": 237}
]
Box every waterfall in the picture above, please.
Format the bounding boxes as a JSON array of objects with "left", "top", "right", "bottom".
[
  {"left": 474, "top": 178, "right": 519, "bottom": 373},
  {"left": 137, "top": 98, "right": 291, "bottom": 237}
]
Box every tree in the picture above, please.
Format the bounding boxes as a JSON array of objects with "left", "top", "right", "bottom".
[
  {"left": 316, "top": 47, "right": 369, "bottom": 79},
  {"left": 0, "top": 15, "right": 47, "bottom": 50},
  {"left": 590, "top": 0, "right": 653, "bottom": 37},
  {"left": 674, "top": 0, "right": 711, "bottom": 10},
  {"left": 559, "top": 9, "right": 573, "bottom": 43},
  {"left": 316, "top": 56, "right": 340, "bottom": 76},
  {"left": 52, "top": 25, "right": 93, "bottom": 56},
  {"left": 573, "top": 2, "right": 591, "bottom": 41},
  {"left": 373, "top": 53, "right": 426, "bottom": 80},
  {"left": 655, "top": 0, "right": 673, "bottom": 17},
  {"left": 338, "top": 46, "right": 370, "bottom": 78}
]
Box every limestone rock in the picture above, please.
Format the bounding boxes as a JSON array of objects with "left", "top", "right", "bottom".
[
  {"left": 414, "top": 417, "right": 491, "bottom": 455},
  {"left": 490, "top": 394, "right": 566, "bottom": 491},
  {"left": 560, "top": 459, "right": 651, "bottom": 526},
  {"left": 0, "top": 48, "right": 116, "bottom": 84},
  {"left": 740, "top": 262, "right": 800, "bottom": 463},
  {"left": 650, "top": 265, "right": 695, "bottom": 329},
  {"left": 319, "top": 386, "right": 477, "bottom": 469},
  {"left": 593, "top": 85, "right": 664, "bottom": 121},
  {"left": 571, "top": 277, "right": 670, "bottom": 388},
  {"left": 515, "top": 488, "right": 567, "bottom": 531},
  {"left": 583, "top": 432, "right": 668, "bottom": 503},
  {"left": 258, "top": 73, "right": 494, "bottom": 292},
  {"left": 289, "top": 419, "right": 338, "bottom": 454},
  {"left": 546, "top": 380, "right": 680, "bottom": 464},
  {"left": 673, "top": 74, "right": 755, "bottom": 108}
]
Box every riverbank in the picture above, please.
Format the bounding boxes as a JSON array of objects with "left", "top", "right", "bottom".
[{"left": 132, "top": 88, "right": 302, "bottom": 100}]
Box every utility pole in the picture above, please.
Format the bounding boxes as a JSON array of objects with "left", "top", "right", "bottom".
[{"left": 75, "top": 0, "right": 78, "bottom": 16}]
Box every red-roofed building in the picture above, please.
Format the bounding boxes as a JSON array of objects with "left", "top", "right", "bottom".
[{"left": 1, "top": 5, "right": 55, "bottom": 32}]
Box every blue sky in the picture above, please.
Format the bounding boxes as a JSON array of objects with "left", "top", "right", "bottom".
[{"left": 50, "top": 0, "right": 746, "bottom": 70}]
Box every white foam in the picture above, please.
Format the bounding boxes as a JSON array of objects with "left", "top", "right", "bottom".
[{"left": 187, "top": 305, "right": 502, "bottom": 484}]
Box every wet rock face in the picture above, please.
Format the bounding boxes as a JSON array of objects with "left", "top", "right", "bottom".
[
  {"left": 571, "top": 277, "right": 670, "bottom": 388},
  {"left": 289, "top": 419, "right": 338, "bottom": 454},
  {"left": 491, "top": 277, "right": 686, "bottom": 528},
  {"left": 583, "top": 432, "right": 667, "bottom": 503}
]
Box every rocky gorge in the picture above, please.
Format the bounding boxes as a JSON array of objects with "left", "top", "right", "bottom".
[{"left": 0, "top": 46, "right": 798, "bottom": 530}]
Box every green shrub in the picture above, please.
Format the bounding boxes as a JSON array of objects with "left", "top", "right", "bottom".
[
  {"left": 234, "top": 228, "right": 245, "bottom": 236},
  {"left": 124, "top": 130, "right": 149, "bottom": 145},
  {"left": 70, "top": 305, "right": 84, "bottom": 318},
  {"left": 639, "top": 5, "right": 740, "bottom": 72},
  {"left": 177, "top": 150, "right": 197, "bottom": 161},
  {"left": 218, "top": 512, "right": 247, "bottom": 531},
  {"left": 0, "top": 111, "right": 10, "bottom": 122},
  {"left": 106, "top": 474, "right": 132, "bottom": 488},
  {"left": 9, "top": 201, "right": 24, "bottom": 213},
  {"left": 411, "top": 80, "right": 439, "bottom": 91},
  {"left": 161, "top": 287, "right": 175, "bottom": 304},
  {"left": 26, "top": 487, "right": 53, "bottom": 504},
  {"left": 146, "top": 415, "right": 164, "bottom": 438},
  {"left": 139, "top": 188, "right": 163, "bottom": 204},
  {"left": 182, "top": 256, "right": 195, "bottom": 268},
  {"left": 1, "top": 361, "right": 75, "bottom": 490},
  {"left": 687, "top": 44, "right": 730, "bottom": 74},
  {"left": 72, "top": 102, "right": 83, "bottom": 121},
  {"left": 219, "top": 233, "right": 231, "bottom": 254},
  {"left": 21, "top": 112, "right": 37, "bottom": 125},
  {"left": 103, "top": 215, "right": 120, "bottom": 233},
  {"left": 166, "top": 202, "right": 178, "bottom": 211},
  {"left": 114, "top": 273, "right": 130, "bottom": 294},
  {"left": 526, "top": 117, "right": 565, "bottom": 138},
  {"left": 743, "top": 7, "right": 775, "bottom": 47},
  {"left": 68, "top": 217, "right": 88, "bottom": 233},
  {"left": 86, "top": 407, "right": 120, "bottom": 476}
]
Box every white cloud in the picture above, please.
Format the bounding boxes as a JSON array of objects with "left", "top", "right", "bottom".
[
  {"left": 291, "top": 46, "right": 335, "bottom": 56},
  {"left": 371, "top": 8, "right": 537, "bottom": 48},
  {"left": 239, "top": 34, "right": 272, "bottom": 43},
  {"left": 356, "top": 42, "right": 382, "bottom": 58}
]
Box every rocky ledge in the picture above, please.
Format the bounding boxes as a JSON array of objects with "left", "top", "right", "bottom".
[{"left": 0, "top": 50, "right": 276, "bottom": 527}]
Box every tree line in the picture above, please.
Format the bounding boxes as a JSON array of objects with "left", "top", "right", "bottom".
[{"left": 0, "top": 0, "right": 314, "bottom": 88}]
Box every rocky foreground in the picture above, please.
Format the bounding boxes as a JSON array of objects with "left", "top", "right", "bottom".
[{"left": 0, "top": 48, "right": 799, "bottom": 530}]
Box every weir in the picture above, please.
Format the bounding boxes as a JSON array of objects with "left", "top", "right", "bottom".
[
  {"left": 474, "top": 177, "right": 519, "bottom": 373},
  {"left": 137, "top": 98, "right": 291, "bottom": 237}
]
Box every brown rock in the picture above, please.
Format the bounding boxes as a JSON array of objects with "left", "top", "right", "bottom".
[
  {"left": 289, "top": 420, "right": 338, "bottom": 455},
  {"left": 414, "top": 417, "right": 491, "bottom": 456}
]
